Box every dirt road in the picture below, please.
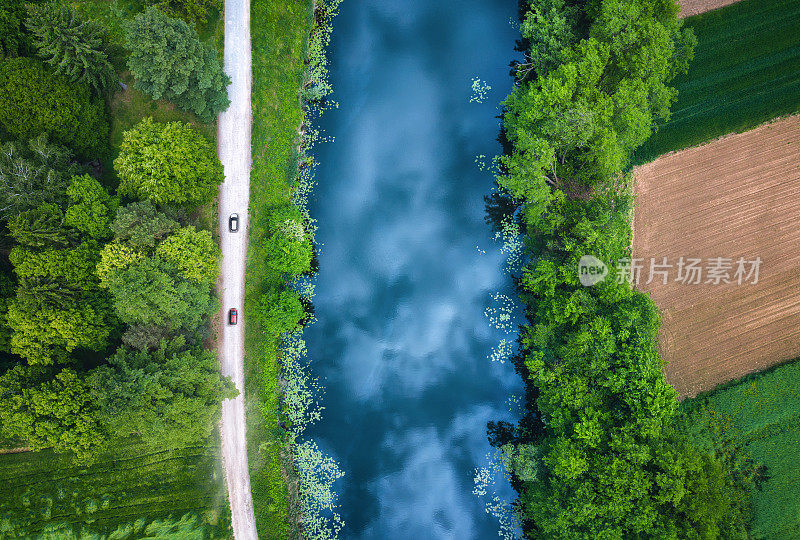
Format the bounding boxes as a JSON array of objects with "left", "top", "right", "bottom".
[{"left": 217, "top": 0, "right": 257, "bottom": 538}]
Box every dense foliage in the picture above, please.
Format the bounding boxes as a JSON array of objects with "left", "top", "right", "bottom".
[
  {"left": 27, "top": 4, "right": 116, "bottom": 95},
  {"left": 124, "top": 7, "right": 230, "bottom": 121},
  {"left": 495, "top": 0, "right": 752, "bottom": 537},
  {"left": 115, "top": 117, "right": 224, "bottom": 206},
  {"left": 147, "top": 0, "right": 221, "bottom": 27},
  {"left": 0, "top": 57, "right": 108, "bottom": 158},
  {"left": 0, "top": 0, "right": 28, "bottom": 59}
]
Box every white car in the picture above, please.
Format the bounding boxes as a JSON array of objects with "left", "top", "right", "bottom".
[{"left": 229, "top": 213, "right": 239, "bottom": 232}]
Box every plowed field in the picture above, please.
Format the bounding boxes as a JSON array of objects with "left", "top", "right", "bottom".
[{"left": 633, "top": 115, "right": 800, "bottom": 397}]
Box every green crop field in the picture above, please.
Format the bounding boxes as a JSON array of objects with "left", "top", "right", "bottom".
[
  {"left": 680, "top": 360, "right": 800, "bottom": 540},
  {"left": 633, "top": 0, "right": 800, "bottom": 164},
  {"left": 0, "top": 437, "right": 231, "bottom": 538}
]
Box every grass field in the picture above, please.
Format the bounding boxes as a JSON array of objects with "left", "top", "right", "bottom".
[
  {"left": 0, "top": 437, "right": 231, "bottom": 538},
  {"left": 680, "top": 360, "right": 800, "bottom": 539},
  {"left": 246, "top": 1, "right": 314, "bottom": 537},
  {"left": 633, "top": 115, "right": 800, "bottom": 396},
  {"left": 633, "top": 0, "right": 800, "bottom": 164}
]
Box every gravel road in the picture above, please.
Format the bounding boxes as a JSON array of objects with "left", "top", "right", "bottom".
[{"left": 217, "top": 0, "right": 258, "bottom": 538}]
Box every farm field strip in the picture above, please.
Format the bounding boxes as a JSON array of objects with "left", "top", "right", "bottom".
[
  {"left": 678, "top": 0, "right": 745, "bottom": 17},
  {"left": 633, "top": 115, "right": 800, "bottom": 396},
  {"left": 634, "top": 0, "right": 800, "bottom": 163}
]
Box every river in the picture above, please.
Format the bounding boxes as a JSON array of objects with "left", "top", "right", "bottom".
[{"left": 305, "top": 1, "right": 523, "bottom": 537}]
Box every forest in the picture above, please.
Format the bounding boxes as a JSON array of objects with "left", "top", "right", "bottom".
[
  {"left": 490, "top": 0, "right": 757, "bottom": 537},
  {"left": 0, "top": 0, "right": 234, "bottom": 536}
]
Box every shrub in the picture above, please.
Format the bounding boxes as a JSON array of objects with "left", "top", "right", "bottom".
[
  {"left": 146, "top": 0, "right": 221, "bottom": 27},
  {"left": 0, "top": 58, "right": 108, "bottom": 158}
]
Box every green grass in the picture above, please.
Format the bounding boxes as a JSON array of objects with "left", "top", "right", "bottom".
[
  {"left": 0, "top": 437, "right": 231, "bottom": 538},
  {"left": 633, "top": 0, "right": 800, "bottom": 164},
  {"left": 681, "top": 360, "right": 800, "bottom": 540},
  {"left": 246, "top": 1, "right": 314, "bottom": 538}
]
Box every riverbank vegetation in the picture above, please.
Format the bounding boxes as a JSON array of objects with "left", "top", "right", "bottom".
[
  {"left": 0, "top": 0, "right": 232, "bottom": 536},
  {"left": 492, "top": 0, "right": 757, "bottom": 536},
  {"left": 634, "top": 0, "right": 800, "bottom": 163},
  {"left": 248, "top": 0, "right": 344, "bottom": 537}
]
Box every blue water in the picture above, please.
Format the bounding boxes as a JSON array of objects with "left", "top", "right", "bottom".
[{"left": 306, "top": 1, "right": 523, "bottom": 537}]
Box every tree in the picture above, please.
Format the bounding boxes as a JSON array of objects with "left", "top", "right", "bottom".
[
  {"left": 103, "top": 255, "right": 215, "bottom": 330},
  {"left": 114, "top": 118, "right": 224, "bottom": 206},
  {"left": 111, "top": 201, "right": 182, "bottom": 248},
  {"left": 64, "top": 174, "right": 118, "bottom": 240},
  {"left": 91, "top": 337, "right": 236, "bottom": 449},
  {"left": 259, "top": 289, "right": 305, "bottom": 338},
  {"left": 0, "top": 364, "right": 106, "bottom": 461},
  {"left": 26, "top": 4, "right": 116, "bottom": 94},
  {"left": 10, "top": 239, "right": 102, "bottom": 289},
  {"left": 265, "top": 232, "right": 313, "bottom": 278},
  {"left": 6, "top": 285, "right": 114, "bottom": 365},
  {"left": 8, "top": 203, "right": 75, "bottom": 248},
  {"left": 0, "top": 57, "right": 108, "bottom": 158},
  {"left": 0, "top": 134, "right": 82, "bottom": 220},
  {"left": 124, "top": 7, "right": 229, "bottom": 121},
  {"left": 146, "top": 0, "right": 221, "bottom": 27},
  {"left": 96, "top": 241, "right": 144, "bottom": 285},
  {"left": 517, "top": 0, "right": 578, "bottom": 81},
  {"left": 0, "top": 0, "right": 28, "bottom": 59},
  {"left": 155, "top": 226, "right": 219, "bottom": 285}
]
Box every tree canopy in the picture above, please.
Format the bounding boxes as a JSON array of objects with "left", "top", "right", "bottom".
[
  {"left": 0, "top": 57, "right": 108, "bottom": 158},
  {"left": 124, "top": 7, "right": 229, "bottom": 121},
  {"left": 114, "top": 118, "right": 224, "bottom": 206},
  {"left": 27, "top": 4, "right": 116, "bottom": 94}
]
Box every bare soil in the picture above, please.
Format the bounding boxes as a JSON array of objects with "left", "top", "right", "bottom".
[
  {"left": 678, "top": 0, "right": 744, "bottom": 17},
  {"left": 633, "top": 115, "right": 800, "bottom": 397}
]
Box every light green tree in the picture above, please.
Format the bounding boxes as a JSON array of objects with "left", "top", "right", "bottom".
[
  {"left": 155, "top": 226, "right": 220, "bottom": 285},
  {"left": 114, "top": 118, "right": 224, "bottom": 206}
]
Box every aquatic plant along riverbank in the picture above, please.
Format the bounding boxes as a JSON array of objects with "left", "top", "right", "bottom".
[{"left": 492, "top": 0, "right": 755, "bottom": 536}]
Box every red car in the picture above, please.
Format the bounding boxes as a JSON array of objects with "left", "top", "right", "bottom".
[{"left": 228, "top": 308, "right": 238, "bottom": 325}]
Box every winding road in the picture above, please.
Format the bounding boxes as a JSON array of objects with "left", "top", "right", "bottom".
[{"left": 217, "top": 0, "right": 258, "bottom": 538}]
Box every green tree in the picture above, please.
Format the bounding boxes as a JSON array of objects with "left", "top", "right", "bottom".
[
  {"left": 64, "top": 174, "right": 118, "bottom": 240},
  {"left": 517, "top": 0, "right": 578, "bottom": 81},
  {"left": 111, "top": 200, "right": 182, "bottom": 248},
  {"left": 26, "top": 4, "right": 116, "bottom": 94},
  {"left": 10, "top": 240, "right": 102, "bottom": 289},
  {"left": 146, "top": 0, "right": 221, "bottom": 27},
  {"left": 114, "top": 118, "right": 224, "bottom": 206},
  {"left": 264, "top": 232, "right": 312, "bottom": 278},
  {"left": 124, "top": 7, "right": 229, "bottom": 121},
  {"left": 8, "top": 203, "right": 74, "bottom": 248},
  {"left": 259, "top": 289, "right": 305, "bottom": 338},
  {"left": 155, "top": 226, "right": 220, "bottom": 285},
  {"left": 0, "top": 58, "right": 108, "bottom": 158},
  {"left": 0, "top": 0, "right": 28, "bottom": 59},
  {"left": 0, "top": 364, "right": 106, "bottom": 461},
  {"left": 0, "top": 134, "right": 82, "bottom": 219},
  {"left": 6, "top": 285, "right": 114, "bottom": 365},
  {"left": 103, "top": 255, "right": 215, "bottom": 330},
  {"left": 96, "top": 241, "right": 143, "bottom": 285},
  {"left": 92, "top": 337, "right": 236, "bottom": 449}
]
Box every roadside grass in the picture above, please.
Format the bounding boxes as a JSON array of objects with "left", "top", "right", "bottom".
[
  {"left": 633, "top": 0, "right": 800, "bottom": 164},
  {"left": 246, "top": 0, "right": 314, "bottom": 538},
  {"left": 680, "top": 360, "right": 800, "bottom": 540},
  {"left": 0, "top": 436, "right": 231, "bottom": 537}
]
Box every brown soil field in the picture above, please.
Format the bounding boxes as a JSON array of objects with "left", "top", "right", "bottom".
[
  {"left": 633, "top": 115, "right": 800, "bottom": 397},
  {"left": 678, "top": 0, "right": 744, "bottom": 17}
]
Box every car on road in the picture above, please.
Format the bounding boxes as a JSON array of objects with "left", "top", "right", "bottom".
[
  {"left": 228, "top": 308, "right": 238, "bottom": 325},
  {"left": 229, "top": 213, "right": 239, "bottom": 232}
]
